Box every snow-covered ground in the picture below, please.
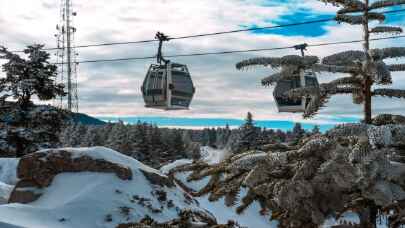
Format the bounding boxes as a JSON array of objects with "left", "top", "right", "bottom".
[
  {"left": 0, "top": 158, "right": 19, "bottom": 205},
  {"left": 0, "top": 147, "right": 392, "bottom": 228},
  {"left": 164, "top": 162, "right": 278, "bottom": 227},
  {"left": 0, "top": 158, "right": 19, "bottom": 185},
  {"left": 200, "top": 146, "right": 229, "bottom": 164},
  {"left": 161, "top": 146, "right": 278, "bottom": 227},
  {"left": 0, "top": 147, "right": 206, "bottom": 228}
]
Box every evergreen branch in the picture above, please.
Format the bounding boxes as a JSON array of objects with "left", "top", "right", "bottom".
[
  {"left": 370, "top": 0, "right": 405, "bottom": 10},
  {"left": 373, "top": 88, "right": 405, "bottom": 98},
  {"left": 322, "top": 50, "right": 365, "bottom": 66},
  {"left": 369, "top": 61, "right": 392, "bottom": 84},
  {"left": 312, "top": 64, "right": 360, "bottom": 74},
  {"left": 236, "top": 55, "right": 319, "bottom": 70},
  {"left": 286, "top": 86, "right": 321, "bottom": 98},
  {"left": 262, "top": 66, "right": 298, "bottom": 86},
  {"left": 318, "top": 0, "right": 366, "bottom": 9},
  {"left": 261, "top": 66, "right": 299, "bottom": 86},
  {"left": 236, "top": 57, "right": 282, "bottom": 70},
  {"left": 335, "top": 13, "right": 385, "bottom": 25},
  {"left": 303, "top": 95, "right": 325, "bottom": 119},
  {"left": 328, "top": 76, "right": 362, "bottom": 86},
  {"left": 337, "top": 7, "right": 364, "bottom": 14},
  {"left": 388, "top": 64, "right": 405, "bottom": 71},
  {"left": 370, "top": 26, "right": 403, "bottom": 34},
  {"left": 371, "top": 47, "right": 405, "bottom": 60},
  {"left": 321, "top": 83, "right": 361, "bottom": 96}
]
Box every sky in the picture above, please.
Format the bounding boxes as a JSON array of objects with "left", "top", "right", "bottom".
[{"left": 0, "top": 0, "right": 404, "bottom": 123}]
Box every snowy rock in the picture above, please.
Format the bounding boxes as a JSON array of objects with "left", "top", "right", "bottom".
[
  {"left": 18, "top": 148, "right": 133, "bottom": 187},
  {"left": 0, "top": 147, "right": 210, "bottom": 228}
]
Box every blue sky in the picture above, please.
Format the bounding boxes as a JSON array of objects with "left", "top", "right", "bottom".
[{"left": 0, "top": 0, "right": 404, "bottom": 123}]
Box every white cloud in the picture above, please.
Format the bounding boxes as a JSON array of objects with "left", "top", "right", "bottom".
[{"left": 0, "top": 0, "right": 404, "bottom": 121}]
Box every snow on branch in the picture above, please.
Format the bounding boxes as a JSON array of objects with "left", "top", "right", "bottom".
[
  {"left": 304, "top": 95, "right": 324, "bottom": 118},
  {"left": 370, "top": 61, "right": 392, "bottom": 84},
  {"left": 371, "top": 47, "right": 405, "bottom": 60},
  {"left": 370, "top": 0, "right": 405, "bottom": 10},
  {"left": 370, "top": 26, "right": 403, "bottom": 34},
  {"left": 236, "top": 55, "right": 319, "bottom": 70},
  {"left": 261, "top": 65, "right": 298, "bottom": 86},
  {"left": 236, "top": 57, "right": 282, "bottom": 70},
  {"left": 335, "top": 13, "right": 385, "bottom": 25},
  {"left": 322, "top": 50, "right": 365, "bottom": 66},
  {"left": 388, "top": 64, "right": 405, "bottom": 72},
  {"left": 318, "top": 0, "right": 365, "bottom": 8},
  {"left": 261, "top": 72, "right": 284, "bottom": 86},
  {"left": 373, "top": 88, "right": 405, "bottom": 98},
  {"left": 338, "top": 5, "right": 367, "bottom": 14},
  {"left": 286, "top": 86, "right": 321, "bottom": 98},
  {"left": 312, "top": 64, "right": 360, "bottom": 74},
  {"left": 328, "top": 76, "right": 362, "bottom": 86}
]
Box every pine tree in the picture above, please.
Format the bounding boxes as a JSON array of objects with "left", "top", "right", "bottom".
[
  {"left": 236, "top": 1, "right": 405, "bottom": 123},
  {"left": 292, "top": 123, "right": 305, "bottom": 140},
  {"left": 0, "top": 45, "right": 65, "bottom": 110},
  {"left": 235, "top": 112, "right": 260, "bottom": 153},
  {"left": 312, "top": 125, "right": 321, "bottom": 134}
]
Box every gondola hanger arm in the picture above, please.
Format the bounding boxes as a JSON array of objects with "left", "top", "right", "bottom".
[
  {"left": 294, "top": 43, "right": 308, "bottom": 57},
  {"left": 155, "top": 32, "right": 170, "bottom": 65}
]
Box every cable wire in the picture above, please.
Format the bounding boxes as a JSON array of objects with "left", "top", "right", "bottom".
[
  {"left": 62, "top": 35, "right": 405, "bottom": 64},
  {"left": 11, "top": 8, "right": 405, "bottom": 53}
]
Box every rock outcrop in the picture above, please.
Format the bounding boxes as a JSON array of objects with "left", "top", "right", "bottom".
[{"left": 9, "top": 149, "right": 132, "bottom": 203}]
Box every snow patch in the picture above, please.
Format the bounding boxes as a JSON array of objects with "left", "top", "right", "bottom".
[
  {"left": 160, "top": 159, "right": 192, "bottom": 175},
  {"left": 0, "top": 158, "right": 19, "bottom": 185},
  {"left": 200, "top": 146, "right": 229, "bottom": 165}
]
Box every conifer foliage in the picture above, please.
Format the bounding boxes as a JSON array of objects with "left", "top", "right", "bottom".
[
  {"left": 236, "top": 0, "right": 405, "bottom": 123},
  {"left": 0, "top": 45, "right": 65, "bottom": 110}
]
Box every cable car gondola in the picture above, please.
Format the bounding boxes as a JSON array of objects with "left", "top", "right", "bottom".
[
  {"left": 141, "top": 32, "right": 195, "bottom": 110},
  {"left": 273, "top": 69, "right": 318, "bottom": 112},
  {"left": 273, "top": 44, "right": 319, "bottom": 113}
]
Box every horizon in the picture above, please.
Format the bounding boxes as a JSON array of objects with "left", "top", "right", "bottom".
[{"left": 97, "top": 115, "right": 360, "bottom": 132}]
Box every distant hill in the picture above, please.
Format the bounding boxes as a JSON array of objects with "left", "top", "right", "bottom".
[{"left": 71, "top": 112, "right": 106, "bottom": 125}]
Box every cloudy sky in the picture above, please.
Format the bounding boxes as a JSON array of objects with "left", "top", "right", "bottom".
[{"left": 0, "top": 0, "right": 404, "bottom": 122}]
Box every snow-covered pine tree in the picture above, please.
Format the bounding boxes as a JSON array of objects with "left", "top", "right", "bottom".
[
  {"left": 312, "top": 125, "right": 321, "bottom": 134},
  {"left": 234, "top": 112, "right": 260, "bottom": 153},
  {"left": 0, "top": 45, "right": 65, "bottom": 110},
  {"left": 236, "top": 0, "right": 405, "bottom": 123},
  {"left": 292, "top": 122, "right": 306, "bottom": 141},
  {"left": 106, "top": 120, "right": 131, "bottom": 154}
]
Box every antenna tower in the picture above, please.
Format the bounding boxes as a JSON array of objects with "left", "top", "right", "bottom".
[{"left": 55, "top": 0, "right": 79, "bottom": 112}]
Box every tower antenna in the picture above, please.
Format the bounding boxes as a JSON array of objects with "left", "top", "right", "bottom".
[{"left": 55, "top": 0, "right": 79, "bottom": 112}]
